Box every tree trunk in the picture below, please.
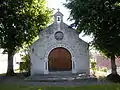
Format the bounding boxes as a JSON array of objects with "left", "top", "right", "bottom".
[
  {"left": 6, "top": 50, "right": 15, "bottom": 76},
  {"left": 111, "top": 55, "right": 117, "bottom": 74}
]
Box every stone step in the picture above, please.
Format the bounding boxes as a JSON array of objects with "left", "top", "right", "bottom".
[
  {"left": 37, "top": 74, "right": 86, "bottom": 77},
  {"left": 25, "top": 73, "right": 97, "bottom": 82},
  {"left": 34, "top": 71, "right": 86, "bottom": 77},
  {"left": 25, "top": 76, "right": 97, "bottom": 82},
  {"left": 49, "top": 71, "right": 72, "bottom": 75}
]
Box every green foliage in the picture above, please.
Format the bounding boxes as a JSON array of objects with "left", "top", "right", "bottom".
[
  {"left": 0, "top": 0, "right": 52, "bottom": 75},
  {"left": 20, "top": 54, "right": 30, "bottom": 72},
  {"left": 101, "top": 68, "right": 107, "bottom": 72},
  {"left": 65, "top": 0, "right": 120, "bottom": 57},
  {"left": 0, "top": 0, "right": 52, "bottom": 51},
  {"left": 65, "top": 0, "right": 120, "bottom": 76},
  {"left": 91, "top": 61, "right": 96, "bottom": 70},
  {"left": 90, "top": 60, "right": 97, "bottom": 76}
]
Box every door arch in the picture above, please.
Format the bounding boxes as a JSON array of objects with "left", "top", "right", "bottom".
[{"left": 48, "top": 47, "right": 72, "bottom": 71}]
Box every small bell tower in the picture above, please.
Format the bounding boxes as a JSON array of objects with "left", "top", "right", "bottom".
[{"left": 54, "top": 9, "right": 63, "bottom": 23}]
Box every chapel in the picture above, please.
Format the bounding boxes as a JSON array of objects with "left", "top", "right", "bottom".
[{"left": 30, "top": 10, "right": 89, "bottom": 75}]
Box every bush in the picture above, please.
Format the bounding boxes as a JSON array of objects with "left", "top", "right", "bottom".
[{"left": 20, "top": 54, "right": 30, "bottom": 76}]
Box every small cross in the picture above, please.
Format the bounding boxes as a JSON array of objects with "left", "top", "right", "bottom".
[{"left": 57, "top": 8, "right": 60, "bottom": 12}]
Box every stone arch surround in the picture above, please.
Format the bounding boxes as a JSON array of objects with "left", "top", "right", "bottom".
[{"left": 44, "top": 43, "right": 76, "bottom": 74}]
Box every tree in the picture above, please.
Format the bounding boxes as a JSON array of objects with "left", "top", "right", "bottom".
[
  {"left": 65, "top": 0, "right": 120, "bottom": 81},
  {"left": 0, "top": 0, "right": 52, "bottom": 76}
]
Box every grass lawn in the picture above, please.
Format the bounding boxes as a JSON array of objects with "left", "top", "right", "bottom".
[{"left": 0, "top": 84, "right": 120, "bottom": 90}]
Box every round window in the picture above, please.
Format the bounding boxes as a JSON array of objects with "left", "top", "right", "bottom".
[{"left": 54, "top": 31, "right": 64, "bottom": 40}]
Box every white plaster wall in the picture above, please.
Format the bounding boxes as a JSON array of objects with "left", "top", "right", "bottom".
[
  {"left": 30, "top": 51, "right": 44, "bottom": 75},
  {"left": 30, "top": 21, "right": 89, "bottom": 75}
]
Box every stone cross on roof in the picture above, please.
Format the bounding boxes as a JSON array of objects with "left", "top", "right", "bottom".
[{"left": 57, "top": 8, "right": 60, "bottom": 12}]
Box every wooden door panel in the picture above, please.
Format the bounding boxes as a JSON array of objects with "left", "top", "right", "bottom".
[{"left": 48, "top": 47, "right": 72, "bottom": 71}]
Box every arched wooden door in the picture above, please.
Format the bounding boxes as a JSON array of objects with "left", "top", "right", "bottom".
[{"left": 48, "top": 47, "right": 72, "bottom": 71}]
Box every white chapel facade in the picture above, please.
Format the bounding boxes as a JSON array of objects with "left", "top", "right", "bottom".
[{"left": 30, "top": 11, "right": 89, "bottom": 75}]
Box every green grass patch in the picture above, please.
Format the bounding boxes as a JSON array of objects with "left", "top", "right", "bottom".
[
  {"left": 0, "top": 73, "right": 6, "bottom": 76},
  {"left": 0, "top": 84, "right": 120, "bottom": 90}
]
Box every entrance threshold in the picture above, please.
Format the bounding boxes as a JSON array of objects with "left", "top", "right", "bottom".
[{"left": 49, "top": 71, "right": 72, "bottom": 75}]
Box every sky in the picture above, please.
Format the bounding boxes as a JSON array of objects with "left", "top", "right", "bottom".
[
  {"left": 47, "top": 0, "right": 71, "bottom": 24},
  {"left": 47, "top": 0, "right": 93, "bottom": 43}
]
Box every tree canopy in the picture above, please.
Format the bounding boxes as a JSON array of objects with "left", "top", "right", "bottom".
[
  {"left": 0, "top": 0, "right": 52, "bottom": 75},
  {"left": 65, "top": 0, "right": 120, "bottom": 57},
  {"left": 65, "top": 0, "right": 120, "bottom": 80}
]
